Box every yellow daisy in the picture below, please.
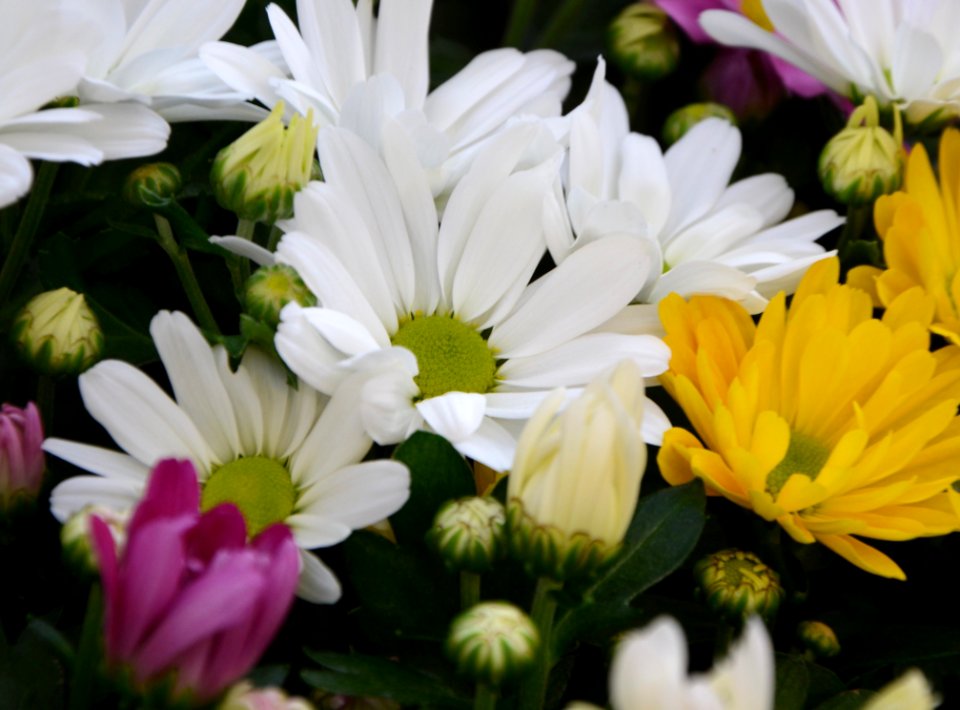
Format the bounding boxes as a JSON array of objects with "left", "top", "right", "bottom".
[
  {"left": 657, "top": 258, "right": 960, "bottom": 580},
  {"left": 849, "top": 128, "right": 960, "bottom": 345}
]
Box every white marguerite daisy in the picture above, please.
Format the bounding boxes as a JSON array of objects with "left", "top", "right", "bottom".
[
  {"left": 45, "top": 310, "right": 410, "bottom": 604},
  {"left": 701, "top": 0, "right": 960, "bottom": 125},
  {"left": 70, "top": 0, "right": 274, "bottom": 123},
  {"left": 200, "top": 0, "right": 574, "bottom": 197},
  {"left": 270, "top": 120, "right": 671, "bottom": 472},
  {"left": 551, "top": 61, "right": 843, "bottom": 332},
  {"left": 0, "top": 0, "right": 169, "bottom": 208}
]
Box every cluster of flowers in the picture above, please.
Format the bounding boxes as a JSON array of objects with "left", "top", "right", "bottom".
[{"left": 4, "top": 0, "right": 960, "bottom": 707}]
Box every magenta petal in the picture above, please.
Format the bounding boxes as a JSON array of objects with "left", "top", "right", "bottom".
[
  {"left": 128, "top": 458, "right": 201, "bottom": 531},
  {"left": 21, "top": 402, "right": 44, "bottom": 478},
  {"left": 115, "top": 517, "right": 192, "bottom": 662},
  {"left": 133, "top": 552, "right": 263, "bottom": 679},
  {"left": 769, "top": 55, "right": 828, "bottom": 98},
  {"left": 655, "top": 0, "right": 726, "bottom": 43},
  {"left": 185, "top": 504, "right": 247, "bottom": 569},
  {"left": 0, "top": 416, "right": 25, "bottom": 488},
  {"left": 90, "top": 516, "right": 120, "bottom": 659},
  {"left": 702, "top": 48, "right": 782, "bottom": 117}
]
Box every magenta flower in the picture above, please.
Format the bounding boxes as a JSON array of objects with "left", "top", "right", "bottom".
[
  {"left": 654, "top": 0, "right": 828, "bottom": 117},
  {"left": 0, "top": 402, "right": 45, "bottom": 508},
  {"left": 90, "top": 458, "right": 299, "bottom": 703}
]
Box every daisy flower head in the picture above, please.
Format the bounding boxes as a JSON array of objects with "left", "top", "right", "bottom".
[
  {"left": 701, "top": 0, "right": 960, "bottom": 126},
  {"left": 200, "top": 0, "right": 575, "bottom": 197},
  {"left": 273, "top": 120, "right": 671, "bottom": 472},
  {"left": 45, "top": 311, "right": 410, "bottom": 603},
  {"left": 657, "top": 257, "right": 960, "bottom": 579},
  {"left": 0, "top": 0, "right": 169, "bottom": 208},
  {"left": 850, "top": 128, "right": 960, "bottom": 346},
  {"left": 553, "top": 61, "right": 843, "bottom": 329}
]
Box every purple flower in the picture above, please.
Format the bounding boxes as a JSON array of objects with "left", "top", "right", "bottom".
[
  {"left": 91, "top": 458, "right": 299, "bottom": 703},
  {"left": 0, "top": 402, "right": 44, "bottom": 508}
]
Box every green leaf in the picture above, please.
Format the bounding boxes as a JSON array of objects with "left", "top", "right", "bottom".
[
  {"left": 0, "top": 619, "right": 70, "bottom": 709},
  {"left": 553, "top": 482, "right": 706, "bottom": 650},
  {"left": 813, "top": 690, "right": 876, "bottom": 710},
  {"left": 774, "top": 653, "right": 810, "bottom": 710},
  {"left": 302, "top": 651, "right": 470, "bottom": 709},
  {"left": 342, "top": 530, "right": 459, "bottom": 640},
  {"left": 390, "top": 432, "right": 476, "bottom": 546}
]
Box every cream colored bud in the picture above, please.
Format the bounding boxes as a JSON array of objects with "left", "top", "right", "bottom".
[
  {"left": 12, "top": 288, "right": 104, "bottom": 376},
  {"left": 428, "top": 496, "right": 506, "bottom": 572},
  {"left": 864, "top": 669, "right": 939, "bottom": 710},
  {"left": 446, "top": 602, "right": 539, "bottom": 687},
  {"left": 506, "top": 361, "right": 647, "bottom": 581},
  {"left": 608, "top": 3, "right": 679, "bottom": 80},
  {"left": 61, "top": 505, "right": 130, "bottom": 575},
  {"left": 244, "top": 264, "right": 316, "bottom": 328}
]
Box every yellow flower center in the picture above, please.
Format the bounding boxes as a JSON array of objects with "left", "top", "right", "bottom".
[
  {"left": 201, "top": 456, "right": 296, "bottom": 537},
  {"left": 766, "top": 431, "right": 831, "bottom": 498},
  {"left": 391, "top": 314, "right": 498, "bottom": 399}
]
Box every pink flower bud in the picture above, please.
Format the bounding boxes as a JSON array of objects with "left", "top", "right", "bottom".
[{"left": 0, "top": 402, "right": 45, "bottom": 509}]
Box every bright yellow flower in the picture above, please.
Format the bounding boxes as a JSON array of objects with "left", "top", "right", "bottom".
[
  {"left": 851, "top": 128, "right": 960, "bottom": 344},
  {"left": 657, "top": 258, "right": 960, "bottom": 580}
]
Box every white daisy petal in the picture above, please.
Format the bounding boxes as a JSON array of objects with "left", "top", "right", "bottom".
[
  {"left": 199, "top": 41, "right": 287, "bottom": 109},
  {"left": 296, "top": 549, "right": 342, "bottom": 604},
  {"left": 0, "top": 145, "right": 32, "bottom": 209},
  {"left": 208, "top": 235, "right": 276, "bottom": 266},
  {"left": 416, "top": 392, "right": 487, "bottom": 442},
  {"left": 296, "top": 460, "right": 411, "bottom": 531},
  {"left": 42, "top": 440, "right": 151, "bottom": 483},
  {"left": 49, "top": 476, "right": 145, "bottom": 522},
  {"left": 373, "top": 0, "right": 432, "bottom": 109},
  {"left": 287, "top": 514, "right": 352, "bottom": 549},
  {"left": 451, "top": 418, "right": 517, "bottom": 472}
]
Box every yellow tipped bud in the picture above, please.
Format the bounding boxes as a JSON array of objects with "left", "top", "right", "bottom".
[
  {"left": 427, "top": 496, "right": 506, "bottom": 573},
  {"left": 243, "top": 264, "right": 316, "bottom": 328},
  {"left": 797, "top": 620, "right": 841, "bottom": 659},
  {"left": 506, "top": 361, "right": 647, "bottom": 581},
  {"left": 608, "top": 3, "right": 679, "bottom": 81},
  {"left": 445, "top": 602, "right": 539, "bottom": 687},
  {"left": 123, "top": 162, "right": 182, "bottom": 209},
  {"left": 662, "top": 103, "right": 737, "bottom": 145},
  {"left": 694, "top": 549, "right": 784, "bottom": 622},
  {"left": 818, "top": 96, "right": 904, "bottom": 205},
  {"left": 12, "top": 288, "right": 104, "bottom": 376},
  {"left": 211, "top": 102, "right": 317, "bottom": 224}
]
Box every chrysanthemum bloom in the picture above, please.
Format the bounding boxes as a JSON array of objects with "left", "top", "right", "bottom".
[
  {"left": 0, "top": 402, "right": 45, "bottom": 509},
  {"left": 271, "top": 123, "right": 670, "bottom": 471},
  {"left": 849, "top": 128, "right": 960, "bottom": 345},
  {"left": 554, "top": 61, "right": 842, "bottom": 330},
  {"left": 654, "top": 0, "right": 827, "bottom": 117},
  {"left": 91, "top": 458, "right": 299, "bottom": 703},
  {"left": 200, "top": 0, "right": 574, "bottom": 197},
  {"left": 46, "top": 310, "right": 410, "bottom": 602},
  {"left": 658, "top": 258, "right": 960, "bottom": 579},
  {"left": 701, "top": 0, "right": 960, "bottom": 125}
]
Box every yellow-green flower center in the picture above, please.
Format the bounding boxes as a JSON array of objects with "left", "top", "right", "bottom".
[
  {"left": 201, "top": 456, "right": 295, "bottom": 537},
  {"left": 766, "top": 432, "right": 831, "bottom": 498},
  {"left": 391, "top": 314, "right": 497, "bottom": 399}
]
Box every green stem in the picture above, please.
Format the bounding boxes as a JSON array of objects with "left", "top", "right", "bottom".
[
  {"left": 537, "top": 0, "right": 587, "bottom": 48},
  {"left": 267, "top": 224, "right": 284, "bottom": 252},
  {"left": 153, "top": 214, "right": 220, "bottom": 334},
  {"left": 503, "top": 0, "right": 539, "bottom": 47},
  {"left": 235, "top": 218, "right": 256, "bottom": 284},
  {"left": 460, "top": 571, "right": 481, "bottom": 611},
  {"left": 518, "top": 577, "right": 562, "bottom": 710},
  {"left": 0, "top": 162, "right": 58, "bottom": 305},
  {"left": 68, "top": 584, "right": 102, "bottom": 710},
  {"left": 474, "top": 683, "right": 498, "bottom": 710},
  {"left": 36, "top": 376, "right": 56, "bottom": 432},
  {"left": 837, "top": 203, "right": 872, "bottom": 261},
  {"left": 715, "top": 621, "right": 736, "bottom": 659}
]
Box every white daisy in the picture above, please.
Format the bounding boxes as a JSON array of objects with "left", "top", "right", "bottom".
[
  {"left": 701, "top": 0, "right": 960, "bottom": 125},
  {"left": 271, "top": 120, "right": 671, "bottom": 472},
  {"left": 200, "top": 0, "right": 574, "bottom": 197},
  {"left": 0, "top": 0, "right": 169, "bottom": 208},
  {"left": 45, "top": 310, "right": 410, "bottom": 604},
  {"left": 552, "top": 61, "right": 843, "bottom": 332},
  {"left": 70, "top": 0, "right": 272, "bottom": 123}
]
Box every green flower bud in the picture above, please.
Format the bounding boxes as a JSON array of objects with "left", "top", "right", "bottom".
[
  {"left": 662, "top": 103, "right": 737, "bottom": 145},
  {"left": 12, "top": 288, "right": 104, "bottom": 376},
  {"left": 427, "top": 496, "right": 506, "bottom": 572},
  {"left": 211, "top": 102, "right": 317, "bottom": 224},
  {"left": 608, "top": 3, "right": 679, "bottom": 81},
  {"left": 797, "top": 620, "right": 840, "bottom": 659},
  {"left": 819, "top": 95, "right": 904, "bottom": 205},
  {"left": 446, "top": 602, "right": 539, "bottom": 687},
  {"left": 123, "top": 162, "right": 182, "bottom": 209},
  {"left": 243, "top": 264, "right": 316, "bottom": 328},
  {"left": 694, "top": 549, "right": 784, "bottom": 622},
  {"left": 61, "top": 505, "right": 130, "bottom": 575}
]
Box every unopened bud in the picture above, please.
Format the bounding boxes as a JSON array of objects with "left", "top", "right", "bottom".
[
  {"left": 123, "top": 162, "right": 182, "bottom": 208},
  {"left": 220, "top": 681, "right": 314, "bottom": 710},
  {"left": 608, "top": 3, "right": 679, "bottom": 81},
  {"left": 797, "top": 620, "right": 840, "bottom": 659},
  {"left": 243, "top": 264, "right": 316, "bottom": 328},
  {"left": 427, "top": 496, "right": 506, "bottom": 572},
  {"left": 446, "top": 602, "right": 539, "bottom": 687},
  {"left": 663, "top": 103, "right": 737, "bottom": 145},
  {"left": 0, "top": 402, "right": 44, "bottom": 511},
  {"left": 61, "top": 505, "right": 130, "bottom": 575},
  {"left": 694, "top": 549, "right": 784, "bottom": 622},
  {"left": 12, "top": 288, "right": 104, "bottom": 376}
]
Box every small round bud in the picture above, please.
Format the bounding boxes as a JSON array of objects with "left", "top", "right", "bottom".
[
  {"left": 243, "top": 264, "right": 316, "bottom": 328},
  {"left": 662, "top": 103, "right": 737, "bottom": 145},
  {"left": 694, "top": 549, "right": 784, "bottom": 622},
  {"left": 427, "top": 496, "right": 506, "bottom": 572},
  {"left": 61, "top": 505, "right": 130, "bottom": 575},
  {"left": 819, "top": 96, "right": 904, "bottom": 205},
  {"left": 123, "top": 162, "right": 182, "bottom": 209},
  {"left": 445, "top": 602, "right": 539, "bottom": 687},
  {"left": 211, "top": 101, "right": 317, "bottom": 224},
  {"left": 220, "top": 681, "right": 314, "bottom": 710},
  {"left": 608, "top": 3, "right": 679, "bottom": 81},
  {"left": 797, "top": 620, "right": 840, "bottom": 659},
  {"left": 12, "top": 288, "right": 104, "bottom": 376}
]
